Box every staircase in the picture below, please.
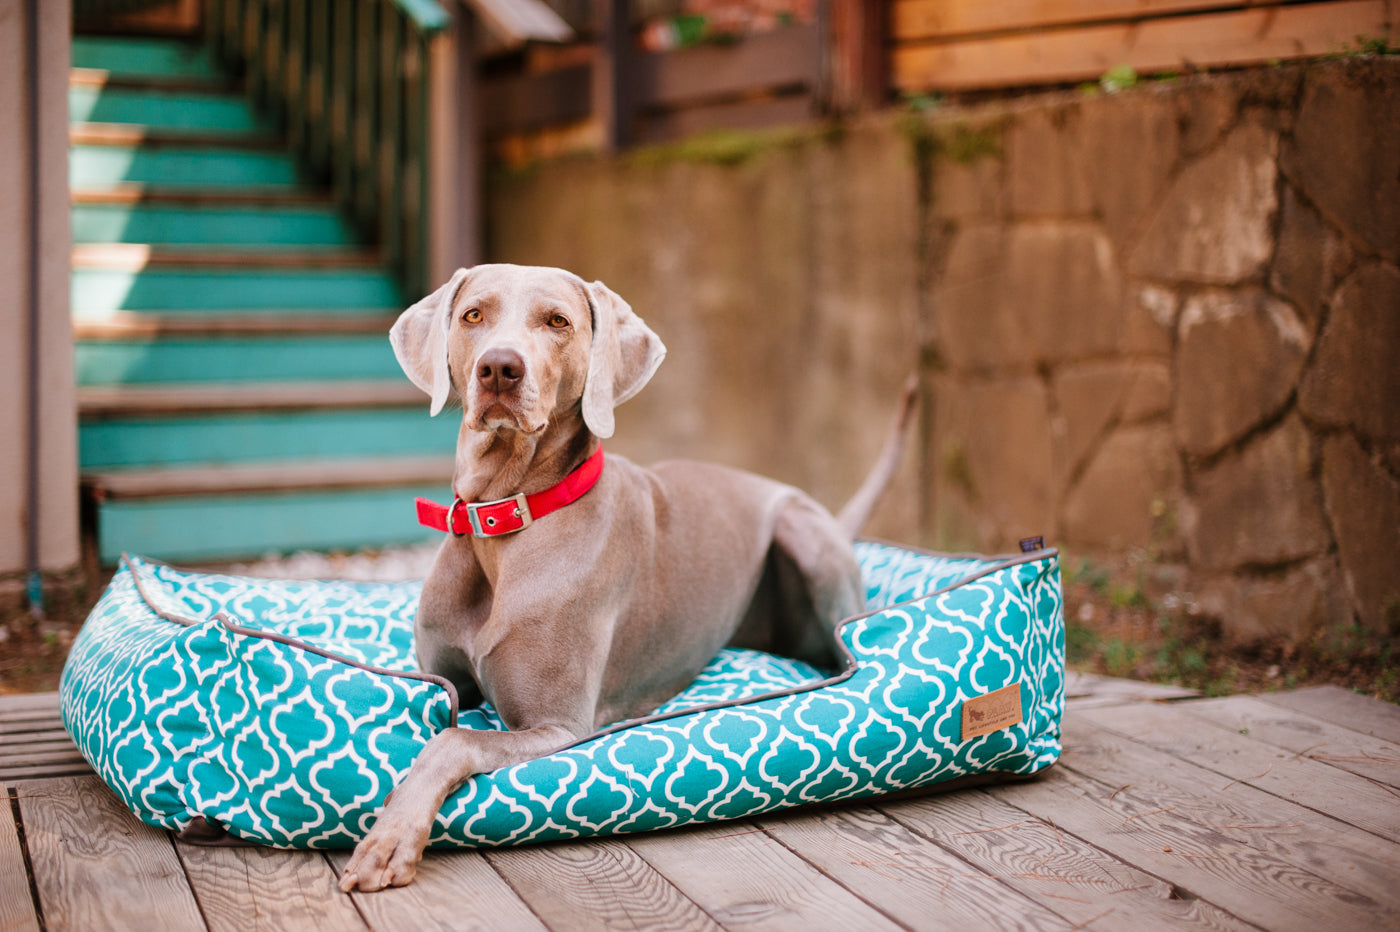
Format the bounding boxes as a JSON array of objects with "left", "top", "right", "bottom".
[{"left": 71, "top": 34, "right": 457, "bottom": 565}]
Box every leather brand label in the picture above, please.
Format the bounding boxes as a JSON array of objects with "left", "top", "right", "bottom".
[{"left": 961, "top": 683, "right": 1023, "bottom": 740}]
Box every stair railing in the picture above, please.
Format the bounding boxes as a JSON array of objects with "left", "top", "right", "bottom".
[{"left": 206, "top": 0, "right": 452, "bottom": 299}]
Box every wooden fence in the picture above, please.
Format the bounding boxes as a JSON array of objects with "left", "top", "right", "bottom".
[{"left": 890, "top": 0, "right": 1394, "bottom": 93}]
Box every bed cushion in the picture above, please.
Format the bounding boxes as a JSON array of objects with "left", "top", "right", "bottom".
[{"left": 60, "top": 540, "right": 1064, "bottom": 849}]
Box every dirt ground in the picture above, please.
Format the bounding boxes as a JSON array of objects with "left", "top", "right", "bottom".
[{"left": 2, "top": 551, "right": 1395, "bottom": 703}]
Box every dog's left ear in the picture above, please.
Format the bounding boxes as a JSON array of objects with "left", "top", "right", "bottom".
[
  {"left": 390, "top": 268, "right": 470, "bottom": 416},
  {"left": 581, "top": 280, "right": 666, "bottom": 438}
]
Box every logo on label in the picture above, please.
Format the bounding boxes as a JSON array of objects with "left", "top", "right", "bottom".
[{"left": 961, "top": 683, "right": 1024, "bottom": 740}]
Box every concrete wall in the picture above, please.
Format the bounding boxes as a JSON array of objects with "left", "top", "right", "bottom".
[
  {"left": 485, "top": 57, "right": 1400, "bottom": 644},
  {"left": 0, "top": 0, "right": 80, "bottom": 584}
]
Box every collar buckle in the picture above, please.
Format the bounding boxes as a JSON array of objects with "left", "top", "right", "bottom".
[{"left": 462, "top": 492, "right": 534, "bottom": 538}]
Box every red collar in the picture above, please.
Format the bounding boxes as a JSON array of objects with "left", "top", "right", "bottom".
[{"left": 416, "top": 447, "right": 604, "bottom": 538}]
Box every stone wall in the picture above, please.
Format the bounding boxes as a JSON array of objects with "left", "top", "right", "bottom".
[{"left": 485, "top": 56, "right": 1400, "bottom": 644}]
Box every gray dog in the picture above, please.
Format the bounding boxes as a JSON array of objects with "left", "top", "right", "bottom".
[{"left": 340, "top": 264, "right": 914, "bottom": 892}]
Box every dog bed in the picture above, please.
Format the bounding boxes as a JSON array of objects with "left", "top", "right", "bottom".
[{"left": 60, "top": 540, "right": 1064, "bottom": 850}]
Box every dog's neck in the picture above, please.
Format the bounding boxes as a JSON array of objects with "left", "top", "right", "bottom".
[{"left": 453, "top": 416, "right": 597, "bottom": 503}]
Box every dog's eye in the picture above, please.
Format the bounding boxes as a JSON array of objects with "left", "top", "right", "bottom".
[
  {"left": 547, "top": 314, "right": 570, "bottom": 329},
  {"left": 463, "top": 308, "right": 482, "bottom": 324}
]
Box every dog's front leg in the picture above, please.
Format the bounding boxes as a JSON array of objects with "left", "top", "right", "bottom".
[{"left": 338, "top": 723, "right": 576, "bottom": 892}]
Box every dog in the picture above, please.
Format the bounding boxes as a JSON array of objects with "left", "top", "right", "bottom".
[{"left": 339, "top": 263, "right": 915, "bottom": 892}]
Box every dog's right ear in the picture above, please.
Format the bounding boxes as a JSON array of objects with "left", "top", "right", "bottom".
[{"left": 390, "top": 268, "right": 469, "bottom": 416}]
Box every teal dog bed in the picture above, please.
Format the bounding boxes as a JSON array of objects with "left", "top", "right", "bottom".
[{"left": 60, "top": 541, "right": 1064, "bottom": 849}]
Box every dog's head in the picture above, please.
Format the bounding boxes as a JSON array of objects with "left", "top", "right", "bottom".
[{"left": 390, "top": 264, "right": 666, "bottom": 439}]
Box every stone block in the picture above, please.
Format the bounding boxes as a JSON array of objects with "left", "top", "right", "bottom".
[
  {"left": 1080, "top": 90, "right": 1180, "bottom": 243},
  {"left": 936, "top": 222, "right": 1126, "bottom": 369},
  {"left": 1174, "top": 288, "right": 1309, "bottom": 458},
  {"left": 1321, "top": 433, "right": 1400, "bottom": 634},
  {"left": 1006, "top": 104, "right": 1094, "bottom": 218},
  {"left": 1129, "top": 117, "right": 1278, "bottom": 284},
  {"left": 1060, "top": 423, "right": 1180, "bottom": 553},
  {"left": 1196, "top": 558, "right": 1350, "bottom": 644},
  {"left": 1182, "top": 414, "right": 1330, "bottom": 571},
  {"left": 929, "top": 375, "right": 1054, "bottom": 551},
  {"left": 1052, "top": 362, "right": 1170, "bottom": 493},
  {"left": 1269, "top": 183, "right": 1354, "bottom": 330},
  {"left": 1283, "top": 59, "right": 1400, "bottom": 261},
  {"left": 1299, "top": 263, "right": 1400, "bottom": 442}
]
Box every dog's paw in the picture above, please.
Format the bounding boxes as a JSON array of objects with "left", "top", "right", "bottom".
[{"left": 339, "top": 820, "right": 427, "bottom": 893}]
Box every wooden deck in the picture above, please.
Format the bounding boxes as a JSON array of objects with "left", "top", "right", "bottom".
[{"left": 3, "top": 676, "right": 1398, "bottom": 931}]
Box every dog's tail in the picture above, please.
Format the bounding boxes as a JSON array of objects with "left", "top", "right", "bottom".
[{"left": 836, "top": 374, "right": 920, "bottom": 538}]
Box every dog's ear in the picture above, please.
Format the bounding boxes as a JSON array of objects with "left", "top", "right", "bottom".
[
  {"left": 390, "top": 268, "right": 469, "bottom": 416},
  {"left": 581, "top": 280, "right": 666, "bottom": 438}
]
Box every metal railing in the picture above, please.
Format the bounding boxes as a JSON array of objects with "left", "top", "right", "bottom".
[{"left": 206, "top": 0, "right": 451, "bottom": 298}]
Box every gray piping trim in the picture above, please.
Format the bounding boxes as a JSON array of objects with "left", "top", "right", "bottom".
[{"left": 120, "top": 553, "right": 462, "bottom": 729}]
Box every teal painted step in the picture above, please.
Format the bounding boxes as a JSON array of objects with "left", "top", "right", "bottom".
[
  {"left": 72, "top": 36, "right": 224, "bottom": 79},
  {"left": 76, "top": 334, "right": 401, "bottom": 386},
  {"left": 72, "top": 267, "right": 404, "bottom": 313},
  {"left": 95, "top": 485, "right": 446, "bottom": 563},
  {"left": 69, "top": 84, "right": 270, "bottom": 134},
  {"left": 72, "top": 202, "right": 358, "bottom": 246},
  {"left": 71, "top": 144, "right": 305, "bottom": 189},
  {"left": 80, "top": 408, "right": 456, "bottom": 470}
]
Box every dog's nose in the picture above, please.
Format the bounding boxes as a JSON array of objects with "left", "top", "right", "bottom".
[{"left": 476, "top": 348, "right": 526, "bottom": 394}]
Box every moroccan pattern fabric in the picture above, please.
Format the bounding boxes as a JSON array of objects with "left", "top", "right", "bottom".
[{"left": 60, "top": 541, "right": 1064, "bottom": 849}]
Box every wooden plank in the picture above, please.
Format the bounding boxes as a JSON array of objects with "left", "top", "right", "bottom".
[
  {"left": 1262, "top": 685, "right": 1400, "bottom": 745},
  {"left": 754, "top": 804, "right": 1073, "bottom": 931},
  {"left": 480, "top": 64, "right": 593, "bottom": 136},
  {"left": 484, "top": 837, "right": 724, "bottom": 932},
  {"left": 623, "top": 820, "right": 907, "bottom": 931},
  {"left": 71, "top": 243, "right": 383, "bottom": 270},
  {"left": 71, "top": 186, "right": 334, "bottom": 206},
  {"left": 85, "top": 455, "right": 454, "bottom": 500},
  {"left": 70, "top": 122, "right": 283, "bottom": 148},
  {"left": 73, "top": 311, "right": 400, "bottom": 339},
  {"left": 991, "top": 761, "right": 1400, "bottom": 931},
  {"left": 892, "top": 0, "right": 1389, "bottom": 91},
  {"left": 17, "top": 775, "right": 205, "bottom": 932},
  {"left": 0, "top": 783, "right": 42, "bottom": 932},
  {"left": 633, "top": 23, "right": 821, "bottom": 109},
  {"left": 0, "top": 693, "right": 63, "bottom": 717},
  {"left": 1042, "top": 713, "right": 1400, "bottom": 923},
  {"left": 1064, "top": 671, "right": 1200, "bottom": 708},
  {"left": 1174, "top": 695, "right": 1400, "bottom": 791},
  {"left": 892, "top": 0, "right": 1277, "bottom": 42},
  {"left": 1079, "top": 701, "right": 1400, "bottom": 843},
  {"left": 77, "top": 380, "right": 425, "bottom": 417},
  {"left": 326, "top": 848, "right": 548, "bottom": 932},
  {"left": 175, "top": 842, "right": 365, "bottom": 931},
  {"left": 69, "top": 67, "right": 240, "bottom": 93},
  {"left": 875, "top": 790, "right": 1261, "bottom": 931}
]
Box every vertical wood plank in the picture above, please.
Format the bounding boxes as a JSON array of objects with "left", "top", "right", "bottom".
[
  {"left": 325, "top": 848, "right": 550, "bottom": 931},
  {"left": 1, "top": 783, "right": 41, "bottom": 932},
  {"left": 175, "top": 842, "right": 365, "bottom": 932},
  {"left": 306, "top": 0, "right": 331, "bottom": 177},
  {"left": 17, "top": 776, "right": 205, "bottom": 932},
  {"left": 624, "top": 821, "right": 907, "bottom": 931},
  {"left": 484, "top": 837, "right": 724, "bottom": 932}
]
